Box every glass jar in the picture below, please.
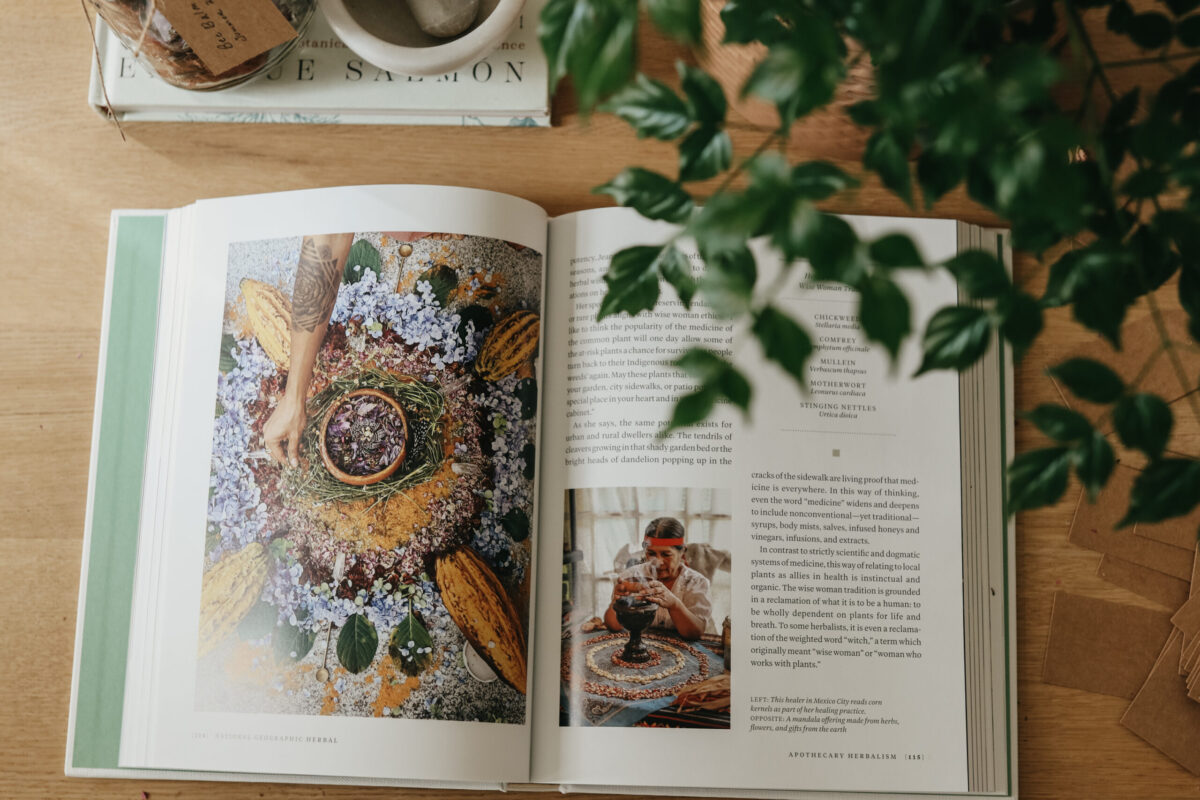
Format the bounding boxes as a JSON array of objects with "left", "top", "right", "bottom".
[{"left": 91, "top": 0, "right": 316, "bottom": 91}]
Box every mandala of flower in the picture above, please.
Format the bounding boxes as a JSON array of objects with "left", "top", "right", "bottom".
[{"left": 206, "top": 247, "right": 537, "bottom": 699}]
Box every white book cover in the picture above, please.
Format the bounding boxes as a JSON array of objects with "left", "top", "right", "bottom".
[{"left": 87, "top": 4, "right": 550, "bottom": 126}]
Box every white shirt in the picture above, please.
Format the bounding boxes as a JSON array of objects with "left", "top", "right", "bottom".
[{"left": 617, "top": 562, "right": 713, "bottom": 633}]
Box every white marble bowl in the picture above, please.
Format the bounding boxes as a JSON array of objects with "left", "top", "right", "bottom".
[{"left": 322, "top": 0, "right": 525, "bottom": 77}]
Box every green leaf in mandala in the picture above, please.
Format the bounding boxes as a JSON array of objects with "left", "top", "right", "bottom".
[
  {"left": 388, "top": 613, "right": 434, "bottom": 677},
  {"left": 1114, "top": 393, "right": 1173, "bottom": 459},
  {"left": 1119, "top": 458, "right": 1200, "bottom": 526},
  {"left": 656, "top": 244, "right": 697, "bottom": 308},
  {"left": 679, "top": 126, "right": 733, "bottom": 182},
  {"left": 457, "top": 304, "right": 493, "bottom": 340},
  {"left": 645, "top": 0, "right": 701, "bottom": 44},
  {"left": 997, "top": 290, "right": 1043, "bottom": 360},
  {"left": 516, "top": 377, "right": 538, "bottom": 420},
  {"left": 1179, "top": 13, "right": 1200, "bottom": 46},
  {"left": 344, "top": 239, "right": 382, "bottom": 283},
  {"left": 858, "top": 273, "right": 912, "bottom": 361},
  {"left": 1047, "top": 358, "right": 1125, "bottom": 403},
  {"left": 218, "top": 332, "right": 238, "bottom": 374},
  {"left": 273, "top": 622, "right": 316, "bottom": 663},
  {"left": 752, "top": 306, "right": 814, "bottom": 389},
  {"left": 238, "top": 600, "right": 278, "bottom": 641},
  {"left": 501, "top": 507, "right": 532, "bottom": 541},
  {"left": 698, "top": 244, "right": 757, "bottom": 318},
  {"left": 215, "top": 399, "right": 226, "bottom": 419},
  {"left": 594, "top": 168, "right": 694, "bottom": 223},
  {"left": 600, "top": 73, "right": 692, "bottom": 140},
  {"left": 417, "top": 264, "right": 458, "bottom": 306},
  {"left": 790, "top": 161, "right": 859, "bottom": 200},
  {"left": 336, "top": 613, "right": 379, "bottom": 674},
  {"left": 869, "top": 234, "right": 924, "bottom": 269},
  {"left": 1024, "top": 403, "right": 1093, "bottom": 442},
  {"left": 664, "top": 387, "right": 717, "bottom": 435},
  {"left": 914, "top": 305, "right": 991, "bottom": 375},
  {"left": 864, "top": 130, "right": 913, "bottom": 206},
  {"left": 678, "top": 61, "right": 727, "bottom": 124},
  {"left": 1008, "top": 447, "right": 1072, "bottom": 514},
  {"left": 1127, "top": 12, "right": 1174, "bottom": 48},
  {"left": 520, "top": 442, "right": 536, "bottom": 479},
  {"left": 597, "top": 245, "right": 662, "bottom": 320},
  {"left": 944, "top": 250, "right": 1011, "bottom": 299},
  {"left": 1072, "top": 432, "right": 1115, "bottom": 502}
]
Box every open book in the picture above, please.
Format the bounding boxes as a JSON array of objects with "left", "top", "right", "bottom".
[{"left": 67, "top": 185, "right": 1016, "bottom": 798}]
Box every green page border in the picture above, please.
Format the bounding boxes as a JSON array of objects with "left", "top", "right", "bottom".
[{"left": 72, "top": 214, "right": 166, "bottom": 769}]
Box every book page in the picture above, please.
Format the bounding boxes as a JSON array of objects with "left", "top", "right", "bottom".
[
  {"left": 124, "top": 186, "right": 547, "bottom": 783},
  {"left": 531, "top": 208, "right": 968, "bottom": 794}
]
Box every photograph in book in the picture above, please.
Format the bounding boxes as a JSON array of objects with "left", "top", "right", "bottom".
[
  {"left": 560, "top": 487, "right": 732, "bottom": 728},
  {"left": 199, "top": 230, "right": 541, "bottom": 723}
]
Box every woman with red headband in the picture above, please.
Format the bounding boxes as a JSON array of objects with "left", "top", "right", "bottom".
[{"left": 603, "top": 517, "right": 712, "bottom": 640}]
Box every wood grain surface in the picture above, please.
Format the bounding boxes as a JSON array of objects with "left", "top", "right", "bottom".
[{"left": 2, "top": 3, "right": 1199, "bottom": 799}]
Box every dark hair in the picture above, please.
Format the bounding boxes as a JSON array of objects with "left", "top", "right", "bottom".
[{"left": 643, "top": 517, "right": 685, "bottom": 552}]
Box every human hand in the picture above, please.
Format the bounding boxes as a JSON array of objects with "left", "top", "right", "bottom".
[
  {"left": 262, "top": 392, "right": 306, "bottom": 467},
  {"left": 641, "top": 580, "right": 678, "bottom": 609}
]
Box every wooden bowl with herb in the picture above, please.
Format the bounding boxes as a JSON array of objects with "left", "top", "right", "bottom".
[{"left": 318, "top": 388, "right": 409, "bottom": 487}]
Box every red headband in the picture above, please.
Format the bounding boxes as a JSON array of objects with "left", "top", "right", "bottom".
[{"left": 646, "top": 536, "right": 684, "bottom": 547}]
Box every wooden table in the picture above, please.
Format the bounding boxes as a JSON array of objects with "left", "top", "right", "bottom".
[{"left": 2, "top": 4, "right": 1199, "bottom": 799}]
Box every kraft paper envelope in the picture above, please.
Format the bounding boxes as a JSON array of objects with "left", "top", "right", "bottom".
[
  {"left": 1097, "top": 554, "right": 1190, "bottom": 610},
  {"left": 1122, "top": 631, "right": 1200, "bottom": 776}
]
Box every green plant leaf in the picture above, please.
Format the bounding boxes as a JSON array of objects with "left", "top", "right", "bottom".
[
  {"left": 417, "top": 265, "right": 458, "bottom": 306},
  {"left": 791, "top": 161, "right": 859, "bottom": 200},
  {"left": 238, "top": 600, "right": 278, "bottom": 641},
  {"left": 698, "top": 245, "right": 757, "bottom": 318},
  {"left": 601, "top": 74, "right": 692, "bottom": 139},
  {"left": 997, "top": 290, "right": 1043, "bottom": 360},
  {"left": 501, "top": 507, "right": 531, "bottom": 541},
  {"left": 1114, "top": 393, "right": 1174, "bottom": 458},
  {"left": 645, "top": 0, "right": 701, "bottom": 44},
  {"left": 1165, "top": 0, "right": 1200, "bottom": 16},
  {"left": 388, "top": 612, "right": 434, "bottom": 677},
  {"left": 1119, "top": 458, "right": 1200, "bottom": 526},
  {"left": 1127, "top": 12, "right": 1174, "bottom": 48},
  {"left": 1072, "top": 432, "right": 1115, "bottom": 501},
  {"left": 945, "top": 250, "right": 1011, "bottom": 299},
  {"left": 457, "top": 304, "right": 493, "bottom": 340},
  {"left": 541, "top": 0, "right": 637, "bottom": 111},
  {"left": 521, "top": 442, "right": 536, "bottom": 479},
  {"left": 674, "top": 348, "right": 752, "bottom": 411},
  {"left": 1121, "top": 167, "right": 1168, "bottom": 198},
  {"left": 1179, "top": 13, "right": 1200, "bottom": 45},
  {"left": 719, "top": 0, "right": 789, "bottom": 43},
  {"left": 752, "top": 306, "right": 814, "bottom": 389},
  {"left": 336, "top": 613, "right": 379, "bottom": 674},
  {"left": 1008, "top": 447, "right": 1073, "bottom": 513},
  {"left": 665, "top": 387, "right": 717, "bottom": 434},
  {"left": 864, "top": 130, "right": 913, "bottom": 206},
  {"left": 596, "top": 245, "right": 663, "bottom": 320},
  {"left": 678, "top": 62, "right": 727, "bottom": 124},
  {"left": 516, "top": 377, "right": 538, "bottom": 420},
  {"left": 595, "top": 168, "right": 694, "bottom": 223},
  {"left": 788, "top": 211, "right": 863, "bottom": 283},
  {"left": 917, "top": 150, "right": 965, "bottom": 208},
  {"left": 344, "top": 239, "right": 382, "bottom": 283},
  {"left": 273, "top": 622, "right": 316, "bottom": 663},
  {"left": 679, "top": 126, "right": 732, "bottom": 182},
  {"left": 1024, "top": 403, "right": 1093, "bottom": 442},
  {"left": 1047, "top": 358, "right": 1125, "bottom": 403},
  {"left": 915, "top": 305, "right": 992, "bottom": 375},
  {"left": 218, "top": 332, "right": 238, "bottom": 373},
  {"left": 858, "top": 273, "right": 912, "bottom": 361},
  {"left": 869, "top": 234, "right": 924, "bottom": 269},
  {"left": 1107, "top": 0, "right": 1134, "bottom": 32},
  {"left": 656, "top": 244, "right": 697, "bottom": 308}
]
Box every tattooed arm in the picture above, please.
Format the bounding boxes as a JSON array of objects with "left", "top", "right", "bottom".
[{"left": 263, "top": 233, "right": 353, "bottom": 466}]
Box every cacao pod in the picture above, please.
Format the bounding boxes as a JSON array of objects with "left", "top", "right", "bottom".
[
  {"left": 475, "top": 310, "right": 539, "bottom": 381},
  {"left": 435, "top": 547, "right": 527, "bottom": 693},
  {"left": 240, "top": 279, "right": 292, "bottom": 369},
  {"left": 198, "top": 542, "right": 270, "bottom": 657}
]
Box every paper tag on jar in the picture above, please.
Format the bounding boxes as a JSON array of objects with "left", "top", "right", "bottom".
[{"left": 154, "top": 0, "right": 299, "bottom": 77}]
